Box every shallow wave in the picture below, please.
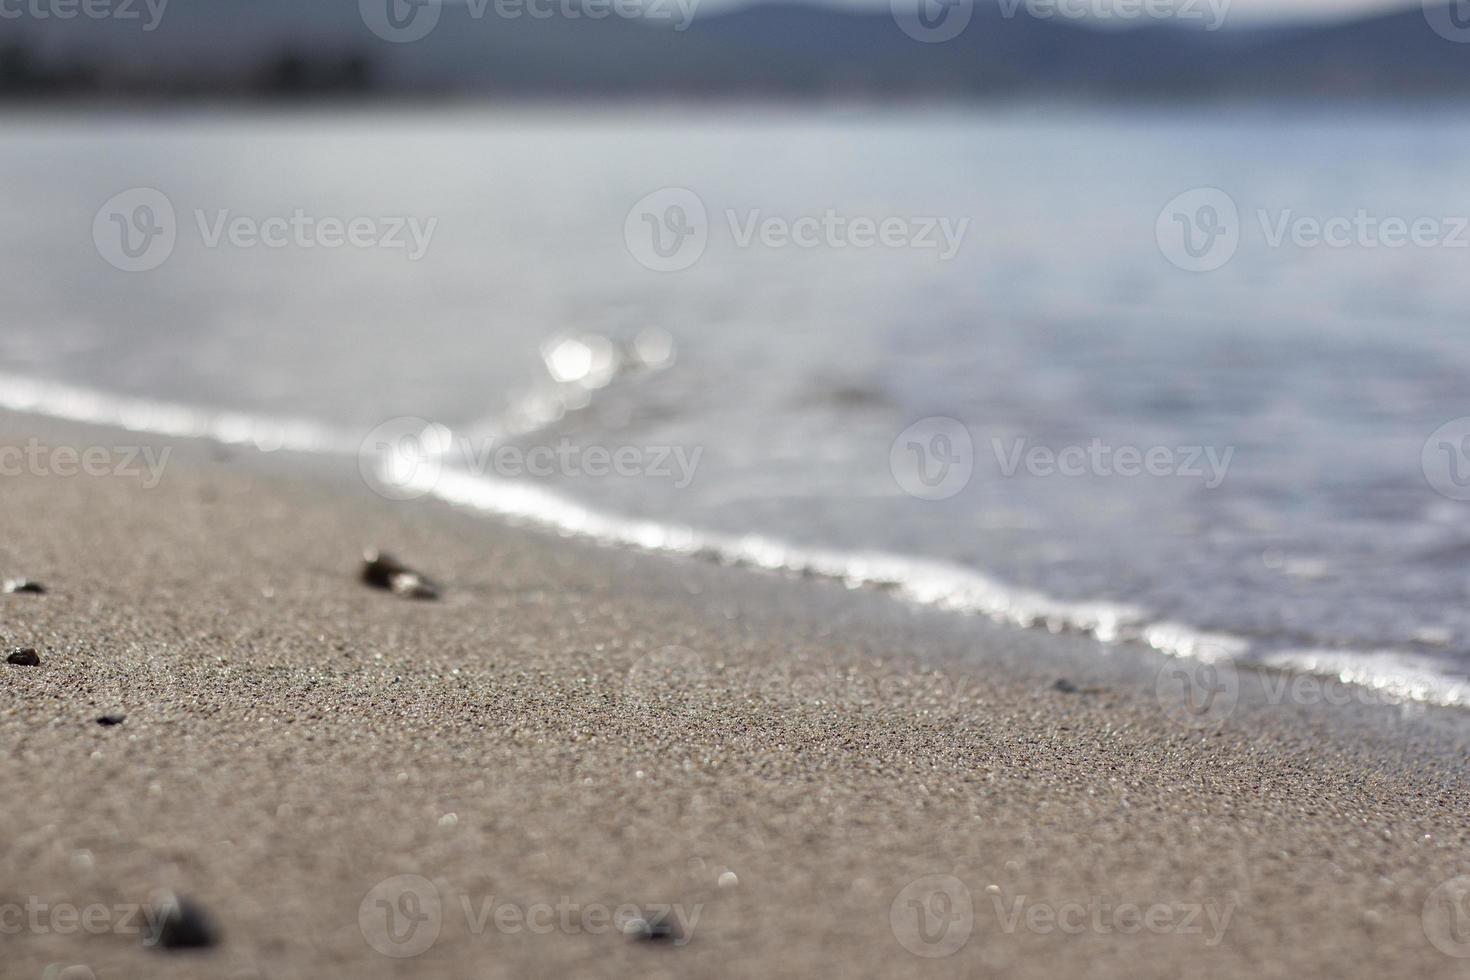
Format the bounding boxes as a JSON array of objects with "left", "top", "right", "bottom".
[
  {"left": 411, "top": 464, "right": 1470, "bottom": 709},
  {"left": 3, "top": 369, "right": 1469, "bottom": 710},
  {"left": 1261, "top": 649, "right": 1470, "bottom": 708},
  {"left": 0, "top": 371, "right": 358, "bottom": 455}
]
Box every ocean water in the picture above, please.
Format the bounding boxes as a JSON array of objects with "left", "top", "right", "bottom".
[{"left": 6, "top": 105, "right": 1470, "bottom": 706}]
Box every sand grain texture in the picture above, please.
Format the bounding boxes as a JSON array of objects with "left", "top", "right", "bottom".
[{"left": 1, "top": 425, "right": 1469, "bottom": 979}]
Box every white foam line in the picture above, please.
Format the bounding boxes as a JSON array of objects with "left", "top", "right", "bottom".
[
  {"left": 1262, "top": 649, "right": 1470, "bottom": 709},
  {"left": 0, "top": 371, "right": 358, "bottom": 455},
  {"left": 392, "top": 463, "right": 1470, "bottom": 711},
  {"left": 5, "top": 370, "right": 1469, "bottom": 711},
  {"left": 422, "top": 463, "right": 1157, "bottom": 647}
]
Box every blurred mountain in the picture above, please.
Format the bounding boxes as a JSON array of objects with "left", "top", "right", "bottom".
[{"left": 0, "top": 0, "right": 1463, "bottom": 99}]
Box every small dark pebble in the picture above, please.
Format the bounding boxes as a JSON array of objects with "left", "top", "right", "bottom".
[
  {"left": 3, "top": 579, "right": 46, "bottom": 594},
  {"left": 361, "top": 550, "right": 440, "bottom": 600},
  {"left": 96, "top": 714, "right": 126, "bottom": 727},
  {"left": 147, "top": 893, "right": 219, "bottom": 950},
  {"left": 6, "top": 648, "right": 40, "bottom": 667},
  {"left": 1054, "top": 678, "right": 1107, "bottom": 696},
  {"left": 623, "top": 915, "right": 680, "bottom": 944}
]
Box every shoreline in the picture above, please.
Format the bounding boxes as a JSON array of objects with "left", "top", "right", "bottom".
[
  {"left": 3, "top": 370, "right": 1466, "bottom": 713},
  {"left": 3, "top": 413, "right": 1470, "bottom": 978}
]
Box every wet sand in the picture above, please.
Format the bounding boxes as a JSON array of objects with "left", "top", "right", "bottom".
[{"left": 2, "top": 418, "right": 1470, "bottom": 979}]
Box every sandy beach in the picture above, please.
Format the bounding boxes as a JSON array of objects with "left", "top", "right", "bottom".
[{"left": 3, "top": 415, "right": 1470, "bottom": 980}]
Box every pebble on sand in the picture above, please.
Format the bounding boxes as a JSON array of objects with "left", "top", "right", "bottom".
[
  {"left": 96, "top": 714, "right": 126, "bottom": 727},
  {"left": 1053, "top": 678, "right": 1105, "bottom": 695},
  {"left": 360, "top": 550, "right": 440, "bottom": 600},
  {"left": 6, "top": 648, "right": 40, "bottom": 667},
  {"left": 3, "top": 579, "right": 46, "bottom": 594},
  {"left": 147, "top": 892, "right": 219, "bottom": 950},
  {"left": 622, "top": 915, "right": 679, "bottom": 943}
]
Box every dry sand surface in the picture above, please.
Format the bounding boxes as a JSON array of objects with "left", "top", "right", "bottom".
[{"left": 3, "top": 419, "right": 1470, "bottom": 979}]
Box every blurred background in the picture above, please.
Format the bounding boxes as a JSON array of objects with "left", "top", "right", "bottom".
[
  {"left": 5, "top": 0, "right": 1470, "bottom": 707},
  {"left": 1, "top": 0, "right": 1466, "bottom": 98}
]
